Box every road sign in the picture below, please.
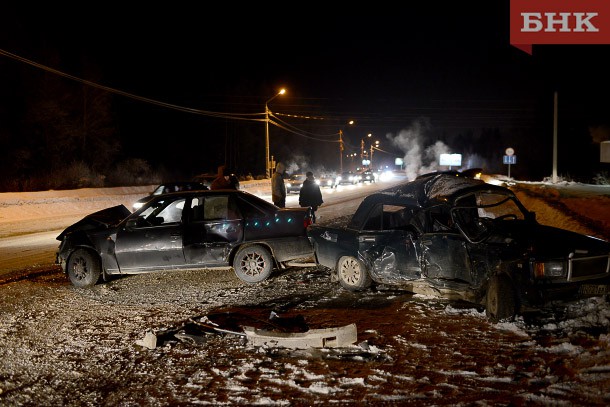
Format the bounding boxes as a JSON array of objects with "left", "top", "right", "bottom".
[
  {"left": 505, "top": 147, "right": 515, "bottom": 156},
  {"left": 503, "top": 155, "right": 517, "bottom": 164}
]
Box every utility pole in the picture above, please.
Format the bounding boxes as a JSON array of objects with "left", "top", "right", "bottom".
[
  {"left": 360, "top": 139, "right": 365, "bottom": 159},
  {"left": 264, "top": 89, "right": 286, "bottom": 179},
  {"left": 265, "top": 104, "right": 271, "bottom": 178},
  {"left": 552, "top": 91, "right": 558, "bottom": 184},
  {"left": 339, "top": 130, "right": 344, "bottom": 173}
]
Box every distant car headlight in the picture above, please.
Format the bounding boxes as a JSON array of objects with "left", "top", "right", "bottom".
[
  {"left": 315, "top": 180, "right": 321, "bottom": 185},
  {"left": 336, "top": 176, "right": 342, "bottom": 182},
  {"left": 533, "top": 260, "right": 566, "bottom": 278},
  {"left": 286, "top": 182, "right": 292, "bottom": 188},
  {"left": 132, "top": 202, "right": 145, "bottom": 211},
  {"left": 379, "top": 171, "right": 394, "bottom": 182}
]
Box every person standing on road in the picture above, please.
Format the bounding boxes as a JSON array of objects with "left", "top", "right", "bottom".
[
  {"left": 299, "top": 171, "right": 323, "bottom": 222},
  {"left": 271, "top": 162, "right": 287, "bottom": 207},
  {"left": 211, "top": 165, "right": 232, "bottom": 190},
  {"left": 228, "top": 172, "right": 240, "bottom": 190}
]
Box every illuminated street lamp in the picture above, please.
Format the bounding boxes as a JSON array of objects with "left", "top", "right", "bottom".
[{"left": 265, "top": 88, "right": 286, "bottom": 178}]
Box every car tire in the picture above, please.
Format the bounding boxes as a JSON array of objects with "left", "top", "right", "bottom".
[
  {"left": 337, "top": 256, "right": 372, "bottom": 291},
  {"left": 67, "top": 248, "right": 102, "bottom": 288},
  {"left": 485, "top": 274, "right": 517, "bottom": 322},
  {"left": 233, "top": 245, "right": 274, "bottom": 284}
]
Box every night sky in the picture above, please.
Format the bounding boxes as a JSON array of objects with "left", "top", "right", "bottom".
[{"left": 1, "top": 3, "right": 609, "bottom": 189}]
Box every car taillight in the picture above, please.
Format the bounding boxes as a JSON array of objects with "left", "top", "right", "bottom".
[{"left": 304, "top": 217, "right": 313, "bottom": 228}]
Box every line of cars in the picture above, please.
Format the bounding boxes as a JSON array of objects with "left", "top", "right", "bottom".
[
  {"left": 56, "top": 171, "right": 610, "bottom": 322},
  {"left": 286, "top": 172, "right": 341, "bottom": 193},
  {"left": 286, "top": 169, "right": 378, "bottom": 193},
  {"left": 337, "top": 170, "right": 376, "bottom": 185}
]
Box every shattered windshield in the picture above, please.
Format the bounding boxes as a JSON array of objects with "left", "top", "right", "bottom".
[{"left": 451, "top": 191, "right": 527, "bottom": 242}]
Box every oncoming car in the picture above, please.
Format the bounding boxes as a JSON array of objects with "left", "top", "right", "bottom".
[
  {"left": 337, "top": 171, "right": 360, "bottom": 185},
  {"left": 56, "top": 190, "right": 314, "bottom": 287},
  {"left": 358, "top": 170, "right": 376, "bottom": 183},
  {"left": 307, "top": 172, "right": 610, "bottom": 322},
  {"left": 317, "top": 173, "right": 339, "bottom": 189},
  {"left": 286, "top": 173, "right": 306, "bottom": 194},
  {"left": 132, "top": 181, "right": 208, "bottom": 211}
]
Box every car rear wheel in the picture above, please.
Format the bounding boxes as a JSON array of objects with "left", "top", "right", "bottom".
[
  {"left": 485, "top": 274, "right": 517, "bottom": 322},
  {"left": 67, "top": 248, "right": 102, "bottom": 288},
  {"left": 233, "top": 245, "right": 274, "bottom": 284},
  {"left": 337, "top": 256, "right": 372, "bottom": 291}
]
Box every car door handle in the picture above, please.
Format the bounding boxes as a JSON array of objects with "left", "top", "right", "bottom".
[
  {"left": 170, "top": 233, "right": 181, "bottom": 238},
  {"left": 359, "top": 236, "right": 376, "bottom": 242}
]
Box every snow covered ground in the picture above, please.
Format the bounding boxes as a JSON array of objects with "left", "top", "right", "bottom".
[{"left": 1, "top": 177, "right": 610, "bottom": 405}]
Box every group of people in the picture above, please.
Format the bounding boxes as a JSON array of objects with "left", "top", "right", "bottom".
[
  {"left": 271, "top": 162, "right": 323, "bottom": 223},
  {"left": 210, "top": 162, "right": 324, "bottom": 222}
]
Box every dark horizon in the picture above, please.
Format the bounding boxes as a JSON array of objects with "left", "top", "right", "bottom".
[{"left": 1, "top": 5, "right": 609, "bottom": 191}]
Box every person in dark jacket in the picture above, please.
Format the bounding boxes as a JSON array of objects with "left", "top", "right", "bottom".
[
  {"left": 299, "top": 171, "right": 323, "bottom": 222},
  {"left": 228, "top": 173, "right": 240, "bottom": 190},
  {"left": 271, "top": 162, "right": 287, "bottom": 207}
]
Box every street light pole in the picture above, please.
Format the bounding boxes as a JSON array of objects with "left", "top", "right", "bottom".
[
  {"left": 265, "top": 88, "right": 286, "bottom": 178},
  {"left": 370, "top": 140, "right": 379, "bottom": 170},
  {"left": 339, "top": 130, "right": 344, "bottom": 173},
  {"left": 265, "top": 104, "right": 271, "bottom": 178},
  {"left": 338, "top": 120, "right": 354, "bottom": 174}
]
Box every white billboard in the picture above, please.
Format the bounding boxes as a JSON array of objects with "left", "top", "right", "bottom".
[{"left": 439, "top": 153, "right": 462, "bottom": 166}]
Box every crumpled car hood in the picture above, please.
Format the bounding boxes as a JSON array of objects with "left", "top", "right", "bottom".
[
  {"left": 490, "top": 221, "right": 610, "bottom": 257},
  {"left": 56, "top": 205, "right": 131, "bottom": 241},
  {"left": 530, "top": 224, "right": 610, "bottom": 255}
]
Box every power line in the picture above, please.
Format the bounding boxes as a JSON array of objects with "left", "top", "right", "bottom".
[{"left": 0, "top": 48, "right": 264, "bottom": 122}]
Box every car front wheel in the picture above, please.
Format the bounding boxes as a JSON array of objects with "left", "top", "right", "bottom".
[
  {"left": 67, "top": 248, "right": 102, "bottom": 288},
  {"left": 485, "top": 274, "right": 517, "bottom": 322},
  {"left": 337, "top": 256, "right": 372, "bottom": 291},
  {"left": 233, "top": 245, "right": 274, "bottom": 284}
]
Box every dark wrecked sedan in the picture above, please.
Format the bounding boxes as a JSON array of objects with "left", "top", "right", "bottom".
[
  {"left": 307, "top": 173, "right": 610, "bottom": 322},
  {"left": 56, "top": 190, "right": 314, "bottom": 287}
]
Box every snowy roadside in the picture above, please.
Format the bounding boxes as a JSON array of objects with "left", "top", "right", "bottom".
[
  {"left": 0, "top": 181, "right": 277, "bottom": 277},
  {"left": 1, "top": 178, "right": 610, "bottom": 405}
]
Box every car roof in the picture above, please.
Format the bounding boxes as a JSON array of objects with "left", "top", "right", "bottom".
[
  {"left": 159, "top": 181, "right": 206, "bottom": 187},
  {"left": 387, "top": 173, "right": 512, "bottom": 206},
  {"left": 348, "top": 192, "right": 420, "bottom": 230},
  {"left": 145, "top": 189, "right": 270, "bottom": 206}
]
